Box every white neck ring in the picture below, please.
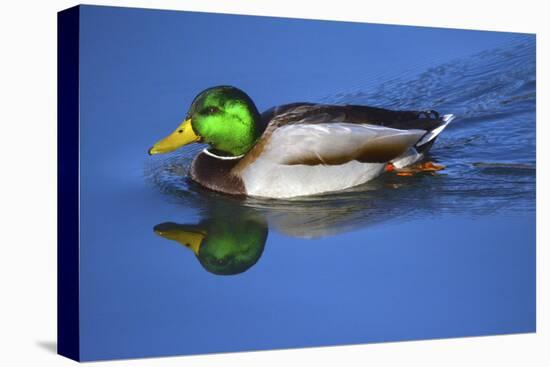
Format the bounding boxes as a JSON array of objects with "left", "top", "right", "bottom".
[{"left": 202, "top": 148, "right": 244, "bottom": 160}]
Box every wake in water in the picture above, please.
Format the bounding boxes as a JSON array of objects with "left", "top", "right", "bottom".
[{"left": 145, "top": 37, "right": 535, "bottom": 238}]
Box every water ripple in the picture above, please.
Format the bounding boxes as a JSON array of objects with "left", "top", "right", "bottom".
[{"left": 145, "top": 37, "right": 535, "bottom": 238}]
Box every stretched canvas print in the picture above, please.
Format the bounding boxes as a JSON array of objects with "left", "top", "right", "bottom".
[{"left": 58, "top": 4, "right": 536, "bottom": 362}]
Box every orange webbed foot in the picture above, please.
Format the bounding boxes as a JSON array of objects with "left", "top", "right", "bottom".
[{"left": 388, "top": 161, "right": 446, "bottom": 176}]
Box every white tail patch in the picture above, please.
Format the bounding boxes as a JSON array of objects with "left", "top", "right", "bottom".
[{"left": 416, "top": 114, "right": 455, "bottom": 147}]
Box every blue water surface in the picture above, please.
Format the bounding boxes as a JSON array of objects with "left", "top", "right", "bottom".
[{"left": 77, "top": 5, "right": 535, "bottom": 361}]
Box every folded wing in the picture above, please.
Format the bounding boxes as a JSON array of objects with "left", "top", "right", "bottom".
[{"left": 265, "top": 122, "right": 426, "bottom": 165}]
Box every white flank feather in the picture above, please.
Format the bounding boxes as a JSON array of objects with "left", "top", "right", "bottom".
[{"left": 240, "top": 123, "right": 426, "bottom": 198}]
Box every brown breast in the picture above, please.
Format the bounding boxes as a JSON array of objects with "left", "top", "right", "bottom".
[{"left": 189, "top": 152, "right": 246, "bottom": 196}]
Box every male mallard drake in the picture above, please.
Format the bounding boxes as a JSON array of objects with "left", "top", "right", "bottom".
[{"left": 149, "top": 86, "right": 454, "bottom": 198}]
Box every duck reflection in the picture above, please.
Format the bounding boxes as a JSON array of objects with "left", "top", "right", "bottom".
[
  {"left": 154, "top": 209, "right": 267, "bottom": 275},
  {"left": 152, "top": 185, "right": 407, "bottom": 275}
]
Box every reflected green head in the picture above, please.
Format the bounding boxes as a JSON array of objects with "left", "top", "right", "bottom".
[
  {"left": 197, "top": 216, "right": 267, "bottom": 275},
  {"left": 154, "top": 214, "right": 268, "bottom": 276}
]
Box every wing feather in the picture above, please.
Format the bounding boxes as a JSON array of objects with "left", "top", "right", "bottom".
[
  {"left": 233, "top": 103, "right": 432, "bottom": 173},
  {"left": 265, "top": 122, "right": 426, "bottom": 165}
]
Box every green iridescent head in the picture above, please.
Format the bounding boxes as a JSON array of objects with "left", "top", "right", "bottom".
[
  {"left": 149, "top": 86, "right": 262, "bottom": 157},
  {"left": 154, "top": 214, "right": 268, "bottom": 276}
]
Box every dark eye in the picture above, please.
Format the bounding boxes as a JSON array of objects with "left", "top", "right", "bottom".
[{"left": 202, "top": 106, "right": 220, "bottom": 115}]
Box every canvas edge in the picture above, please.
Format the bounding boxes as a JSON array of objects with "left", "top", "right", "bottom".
[{"left": 57, "top": 4, "right": 81, "bottom": 362}]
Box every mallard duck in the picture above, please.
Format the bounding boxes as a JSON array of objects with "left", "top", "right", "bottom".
[{"left": 149, "top": 86, "right": 454, "bottom": 198}]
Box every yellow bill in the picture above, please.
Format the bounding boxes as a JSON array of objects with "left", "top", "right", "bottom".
[
  {"left": 154, "top": 223, "right": 206, "bottom": 256},
  {"left": 148, "top": 118, "right": 200, "bottom": 155}
]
